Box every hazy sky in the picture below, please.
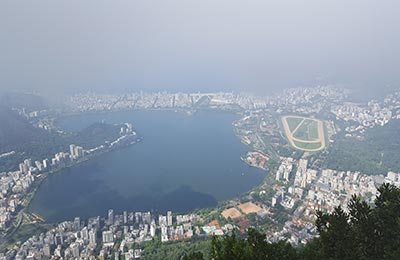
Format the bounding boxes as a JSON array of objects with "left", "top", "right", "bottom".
[{"left": 0, "top": 0, "right": 399, "bottom": 95}]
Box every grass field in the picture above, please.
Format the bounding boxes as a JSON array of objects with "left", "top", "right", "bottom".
[
  {"left": 292, "top": 119, "right": 319, "bottom": 141},
  {"left": 287, "top": 117, "right": 303, "bottom": 132},
  {"left": 281, "top": 116, "right": 326, "bottom": 152},
  {"left": 308, "top": 122, "right": 319, "bottom": 139},
  {"left": 293, "top": 140, "right": 323, "bottom": 150}
]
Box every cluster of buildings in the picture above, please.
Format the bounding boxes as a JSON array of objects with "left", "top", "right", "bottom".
[
  {"left": 14, "top": 108, "right": 48, "bottom": 120},
  {"left": 2, "top": 210, "right": 206, "bottom": 260},
  {"left": 233, "top": 110, "right": 284, "bottom": 158},
  {"left": 331, "top": 92, "right": 400, "bottom": 137},
  {"left": 275, "top": 157, "right": 294, "bottom": 182},
  {"left": 270, "top": 86, "right": 349, "bottom": 115},
  {"left": 68, "top": 92, "right": 269, "bottom": 112},
  {"left": 241, "top": 151, "right": 270, "bottom": 170},
  {"left": 266, "top": 220, "right": 317, "bottom": 246},
  {"left": 266, "top": 156, "right": 400, "bottom": 245},
  {"left": 277, "top": 86, "right": 348, "bottom": 106},
  {"left": 67, "top": 86, "right": 351, "bottom": 116},
  {"left": 0, "top": 167, "right": 34, "bottom": 229},
  {"left": 0, "top": 145, "right": 85, "bottom": 230},
  {"left": 12, "top": 108, "right": 54, "bottom": 132},
  {"left": 385, "top": 171, "right": 400, "bottom": 186}
]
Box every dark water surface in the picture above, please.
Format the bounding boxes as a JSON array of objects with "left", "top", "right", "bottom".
[{"left": 29, "top": 110, "right": 264, "bottom": 222}]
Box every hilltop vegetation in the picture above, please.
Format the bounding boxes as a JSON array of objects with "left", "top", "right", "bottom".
[
  {"left": 0, "top": 92, "right": 55, "bottom": 156},
  {"left": 0, "top": 107, "right": 52, "bottom": 154},
  {"left": 0, "top": 106, "right": 125, "bottom": 172},
  {"left": 0, "top": 92, "right": 49, "bottom": 111},
  {"left": 326, "top": 120, "right": 400, "bottom": 175}
]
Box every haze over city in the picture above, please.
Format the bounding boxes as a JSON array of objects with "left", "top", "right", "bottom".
[
  {"left": 1, "top": 0, "right": 399, "bottom": 96},
  {"left": 1, "top": 2, "right": 400, "bottom": 260}
]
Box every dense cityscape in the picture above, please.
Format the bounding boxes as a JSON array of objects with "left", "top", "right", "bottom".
[{"left": 1, "top": 86, "right": 400, "bottom": 259}]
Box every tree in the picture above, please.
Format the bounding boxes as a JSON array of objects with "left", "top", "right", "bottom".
[
  {"left": 316, "top": 206, "right": 356, "bottom": 260},
  {"left": 315, "top": 183, "right": 400, "bottom": 260},
  {"left": 373, "top": 184, "right": 400, "bottom": 259},
  {"left": 181, "top": 251, "right": 204, "bottom": 260},
  {"left": 209, "top": 229, "right": 299, "bottom": 260}
]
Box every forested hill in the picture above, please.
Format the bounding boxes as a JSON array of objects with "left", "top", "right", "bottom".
[
  {"left": 0, "top": 92, "right": 53, "bottom": 153},
  {"left": 0, "top": 103, "right": 128, "bottom": 172},
  {"left": 0, "top": 92, "right": 48, "bottom": 111},
  {"left": 0, "top": 106, "right": 50, "bottom": 153}
]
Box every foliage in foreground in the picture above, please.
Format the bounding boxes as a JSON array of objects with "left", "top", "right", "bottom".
[
  {"left": 182, "top": 183, "right": 400, "bottom": 260},
  {"left": 141, "top": 237, "right": 211, "bottom": 260}
]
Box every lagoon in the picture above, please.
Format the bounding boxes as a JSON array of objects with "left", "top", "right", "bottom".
[{"left": 29, "top": 110, "right": 264, "bottom": 223}]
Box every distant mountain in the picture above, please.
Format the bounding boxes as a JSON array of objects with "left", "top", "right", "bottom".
[{"left": 0, "top": 92, "right": 48, "bottom": 111}]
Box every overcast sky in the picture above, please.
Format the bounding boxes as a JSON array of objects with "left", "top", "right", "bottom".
[{"left": 0, "top": 0, "right": 399, "bottom": 95}]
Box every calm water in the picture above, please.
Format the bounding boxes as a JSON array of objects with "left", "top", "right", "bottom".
[{"left": 29, "top": 110, "right": 264, "bottom": 223}]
